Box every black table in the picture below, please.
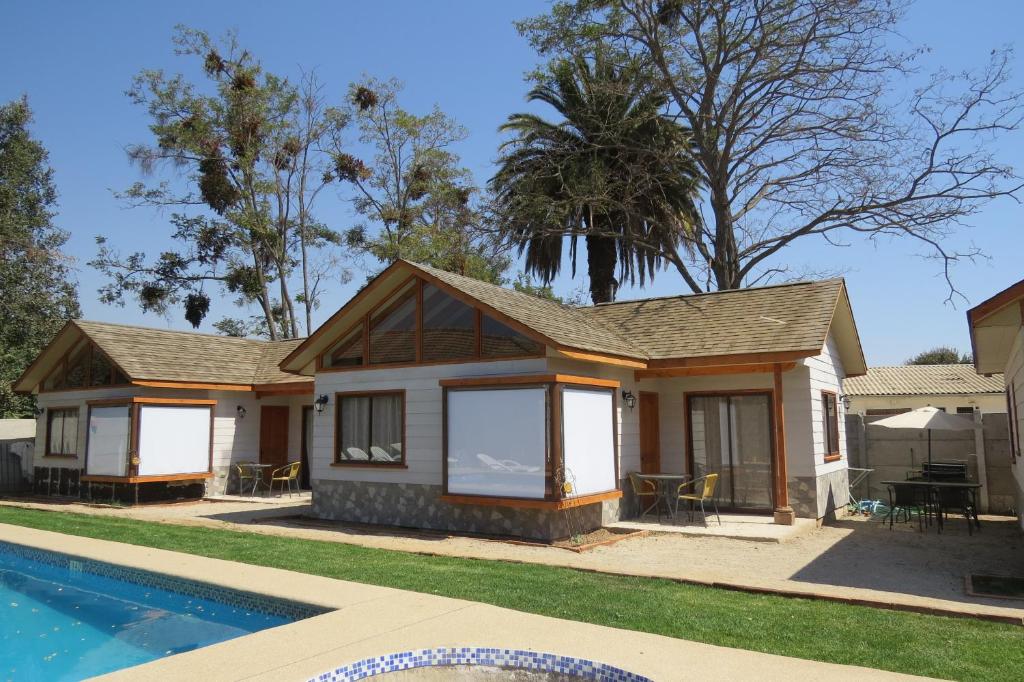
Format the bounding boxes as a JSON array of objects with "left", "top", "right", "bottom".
[{"left": 880, "top": 480, "right": 982, "bottom": 532}]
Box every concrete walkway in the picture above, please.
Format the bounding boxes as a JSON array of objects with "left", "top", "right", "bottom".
[
  {"left": 2, "top": 498, "right": 1022, "bottom": 624},
  {"left": 0, "top": 524, "right": 930, "bottom": 681}
]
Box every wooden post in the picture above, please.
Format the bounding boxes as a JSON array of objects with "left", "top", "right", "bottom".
[{"left": 772, "top": 363, "right": 795, "bottom": 525}]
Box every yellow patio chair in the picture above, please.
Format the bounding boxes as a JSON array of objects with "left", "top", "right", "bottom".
[
  {"left": 234, "top": 461, "right": 262, "bottom": 497},
  {"left": 628, "top": 472, "right": 660, "bottom": 518},
  {"left": 674, "top": 473, "right": 721, "bottom": 526},
  {"left": 269, "top": 461, "right": 302, "bottom": 497}
]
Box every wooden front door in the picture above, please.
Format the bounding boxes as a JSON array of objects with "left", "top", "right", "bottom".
[
  {"left": 259, "top": 406, "right": 290, "bottom": 467},
  {"left": 639, "top": 392, "right": 661, "bottom": 474}
]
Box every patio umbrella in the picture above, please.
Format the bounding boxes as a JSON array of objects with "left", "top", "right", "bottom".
[{"left": 869, "top": 407, "right": 975, "bottom": 477}]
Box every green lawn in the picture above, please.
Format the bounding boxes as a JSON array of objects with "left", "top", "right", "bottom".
[{"left": 0, "top": 506, "right": 1020, "bottom": 681}]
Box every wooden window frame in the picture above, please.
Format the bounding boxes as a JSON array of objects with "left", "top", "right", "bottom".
[
  {"left": 315, "top": 276, "right": 546, "bottom": 373},
  {"left": 439, "top": 374, "right": 623, "bottom": 509},
  {"left": 822, "top": 390, "right": 841, "bottom": 462},
  {"left": 44, "top": 406, "right": 79, "bottom": 458},
  {"left": 332, "top": 389, "right": 407, "bottom": 468},
  {"left": 1007, "top": 384, "right": 1019, "bottom": 463}
]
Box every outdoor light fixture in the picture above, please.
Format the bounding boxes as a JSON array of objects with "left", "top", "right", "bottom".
[
  {"left": 839, "top": 394, "right": 851, "bottom": 411},
  {"left": 621, "top": 390, "right": 637, "bottom": 410},
  {"left": 236, "top": 405, "right": 247, "bottom": 419},
  {"left": 34, "top": 405, "right": 45, "bottom": 417},
  {"left": 314, "top": 394, "right": 329, "bottom": 415}
]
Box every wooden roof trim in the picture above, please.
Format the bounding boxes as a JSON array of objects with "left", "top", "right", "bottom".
[
  {"left": 646, "top": 349, "right": 815, "bottom": 369},
  {"left": 131, "top": 396, "right": 217, "bottom": 405},
  {"left": 968, "top": 277, "right": 1024, "bottom": 326},
  {"left": 12, "top": 321, "right": 83, "bottom": 393},
  {"left": 131, "top": 380, "right": 252, "bottom": 392},
  {"left": 557, "top": 349, "right": 647, "bottom": 369},
  {"left": 636, "top": 362, "right": 796, "bottom": 379},
  {"left": 824, "top": 282, "right": 868, "bottom": 376},
  {"left": 439, "top": 374, "right": 621, "bottom": 389}
]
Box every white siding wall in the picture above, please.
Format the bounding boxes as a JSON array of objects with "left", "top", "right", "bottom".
[
  {"left": 806, "top": 331, "right": 848, "bottom": 477},
  {"left": 33, "top": 387, "right": 310, "bottom": 478},
  {"left": 1005, "top": 326, "right": 1024, "bottom": 529},
  {"left": 312, "top": 358, "right": 548, "bottom": 486}
]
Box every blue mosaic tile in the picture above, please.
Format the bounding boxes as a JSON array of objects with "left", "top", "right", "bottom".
[
  {"left": 0, "top": 540, "right": 327, "bottom": 621},
  {"left": 307, "top": 647, "right": 653, "bottom": 681}
]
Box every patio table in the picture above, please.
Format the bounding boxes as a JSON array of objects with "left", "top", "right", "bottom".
[
  {"left": 238, "top": 463, "right": 274, "bottom": 497},
  {"left": 633, "top": 473, "right": 691, "bottom": 519},
  {"left": 879, "top": 480, "right": 982, "bottom": 532}
]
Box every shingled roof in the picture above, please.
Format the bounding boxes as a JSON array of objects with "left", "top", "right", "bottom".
[
  {"left": 15, "top": 320, "right": 308, "bottom": 392},
  {"left": 843, "top": 364, "right": 1004, "bottom": 397},
  {"left": 583, "top": 279, "right": 850, "bottom": 361}
]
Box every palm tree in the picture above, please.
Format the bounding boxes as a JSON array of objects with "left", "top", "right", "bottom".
[{"left": 490, "top": 51, "right": 702, "bottom": 304}]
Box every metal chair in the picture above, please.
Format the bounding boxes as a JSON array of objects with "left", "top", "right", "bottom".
[
  {"left": 934, "top": 486, "right": 980, "bottom": 535},
  {"left": 885, "top": 483, "right": 929, "bottom": 531},
  {"left": 269, "top": 461, "right": 302, "bottom": 497},
  {"left": 674, "top": 473, "right": 721, "bottom": 526},
  {"left": 627, "top": 472, "right": 660, "bottom": 518},
  {"left": 235, "top": 462, "right": 262, "bottom": 496}
]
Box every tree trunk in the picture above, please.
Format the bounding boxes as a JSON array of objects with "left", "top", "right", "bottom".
[
  {"left": 586, "top": 233, "right": 618, "bottom": 304},
  {"left": 710, "top": 184, "right": 742, "bottom": 290}
]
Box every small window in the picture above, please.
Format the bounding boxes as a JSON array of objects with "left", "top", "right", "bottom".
[
  {"left": 369, "top": 284, "right": 417, "bottom": 365},
  {"left": 323, "top": 323, "right": 364, "bottom": 368},
  {"left": 63, "top": 351, "right": 88, "bottom": 389},
  {"left": 422, "top": 283, "right": 476, "bottom": 362},
  {"left": 481, "top": 314, "right": 543, "bottom": 358},
  {"left": 335, "top": 392, "right": 404, "bottom": 465},
  {"left": 956, "top": 406, "right": 975, "bottom": 415},
  {"left": 89, "top": 351, "right": 113, "bottom": 386},
  {"left": 821, "top": 392, "right": 840, "bottom": 459},
  {"left": 47, "top": 407, "right": 79, "bottom": 457}
]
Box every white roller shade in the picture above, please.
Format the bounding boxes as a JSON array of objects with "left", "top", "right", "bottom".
[
  {"left": 137, "top": 405, "right": 211, "bottom": 476},
  {"left": 446, "top": 387, "right": 547, "bottom": 499},
  {"left": 86, "top": 405, "right": 130, "bottom": 476},
  {"left": 561, "top": 387, "right": 616, "bottom": 496}
]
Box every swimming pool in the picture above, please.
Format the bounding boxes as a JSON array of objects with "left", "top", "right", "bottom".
[{"left": 0, "top": 541, "right": 325, "bottom": 681}]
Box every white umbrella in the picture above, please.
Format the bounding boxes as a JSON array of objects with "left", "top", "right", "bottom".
[{"left": 870, "top": 407, "right": 975, "bottom": 477}]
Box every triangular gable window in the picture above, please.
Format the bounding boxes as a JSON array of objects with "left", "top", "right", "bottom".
[
  {"left": 317, "top": 276, "right": 546, "bottom": 370},
  {"left": 44, "top": 341, "right": 128, "bottom": 391}
]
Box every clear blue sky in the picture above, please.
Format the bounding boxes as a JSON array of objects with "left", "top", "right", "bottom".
[{"left": 1, "top": 1, "right": 1021, "bottom": 365}]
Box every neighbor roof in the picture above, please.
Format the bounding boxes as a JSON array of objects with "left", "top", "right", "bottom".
[
  {"left": 15, "top": 320, "right": 309, "bottom": 393},
  {"left": 842, "top": 364, "right": 1004, "bottom": 397},
  {"left": 281, "top": 260, "right": 867, "bottom": 375}
]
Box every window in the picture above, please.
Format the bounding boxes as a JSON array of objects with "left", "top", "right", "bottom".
[
  {"left": 46, "top": 407, "right": 78, "bottom": 456},
  {"left": 369, "top": 284, "right": 417, "bottom": 365},
  {"left": 45, "top": 343, "right": 127, "bottom": 390},
  {"left": 481, "top": 314, "right": 543, "bottom": 358},
  {"left": 1008, "top": 385, "right": 1020, "bottom": 462},
  {"left": 335, "top": 392, "right": 404, "bottom": 465},
  {"left": 821, "top": 391, "right": 840, "bottom": 460},
  {"left": 865, "top": 408, "right": 911, "bottom": 416},
  {"left": 86, "top": 404, "right": 130, "bottom": 476},
  {"left": 956, "top": 406, "right": 975, "bottom": 415},
  {"left": 422, "top": 283, "right": 476, "bottom": 361},
  {"left": 322, "top": 323, "right": 364, "bottom": 368}
]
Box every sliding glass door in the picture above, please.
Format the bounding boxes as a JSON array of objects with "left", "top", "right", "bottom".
[{"left": 687, "top": 393, "right": 774, "bottom": 511}]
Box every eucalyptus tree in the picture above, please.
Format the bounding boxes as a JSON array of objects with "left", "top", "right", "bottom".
[
  {"left": 519, "top": 0, "right": 1024, "bottom": 298},
  {"left": 490, "top": 50, "right": 701, "bottom": 303}
]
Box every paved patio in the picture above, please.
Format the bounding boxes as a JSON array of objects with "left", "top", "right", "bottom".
[
  {"left": 0, "top": 524, "right": 928, "bottom": 681},
  {"left": 609, "top": 513, "right": 817, "bottom": 542},
  {"left": 2, "top": 498, "right": 1022, "bottom": 623}
]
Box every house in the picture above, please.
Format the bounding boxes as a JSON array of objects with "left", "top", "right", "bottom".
[
  {"left": 14, "top": 321, "right": 313, "bottom": 502},
  {"left": 17, "top": 260, "right": 866, "bottom": 539},
  {"left": 278, "top": 260, "right": 866, "bottom": 539},
  {"left": 967, "top": 277, "right": 1024, "bottom": 529},
  {"left": 842, "top": 365, "right": 1005, "bottom": 416}
]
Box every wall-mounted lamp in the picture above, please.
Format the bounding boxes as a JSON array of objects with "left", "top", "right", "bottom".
[
  {"left": 621, "top": 390, "right": 637, "bottom": 410},
  {"left": 236, "top": 405, "right": 247, "bottom": 419},
  {"left": 314, "top": 394, "right": 329, "bottom": 415},
  {"left": 839, "top": 394, "right": 851, "bottom": 411},
  {"left": 34, "top": 405, "right": 45, "bottom": 417}
]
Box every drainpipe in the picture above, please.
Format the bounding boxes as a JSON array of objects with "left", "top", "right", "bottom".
[{"left": 973, "top": 408, "right": 990, "bottom": 513}]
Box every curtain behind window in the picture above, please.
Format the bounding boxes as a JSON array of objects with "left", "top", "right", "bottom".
[
  {"left": 339, "top": 396, "right": 370, "bottom": 460},
  {"left": 371, "top": 394, "right": 403, "bottom": 459}
]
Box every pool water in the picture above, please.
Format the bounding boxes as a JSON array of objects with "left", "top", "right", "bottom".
[{"left": 0, "top": 543, "right": 308, "bottom": 681}]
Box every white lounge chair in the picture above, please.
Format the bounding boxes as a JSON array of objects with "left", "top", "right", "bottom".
[
  {"left": 370, "top": 446, "right": 395, "bottom": 461},
  {"left": 345, "top": 447, "right": 370, "bottom": 461},
  {"left": 476, "top": 453, "right": 540, "bottom": 474}
]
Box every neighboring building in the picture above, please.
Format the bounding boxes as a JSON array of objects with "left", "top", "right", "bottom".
[
  {"left": 14, "top": 321, "right": 312, "bottom": 502},
  {"left": 842, "top": 364, "right": 1005, "bottom": 416},
  {"left": 0, "top": 419, "right": 35, "bottom": 493},
  {"left": 18, "top": 260, "right": 868, "bottom": 539},
  {"left": 968, "top": 277, "right": 1024, "bottom": 528}
]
